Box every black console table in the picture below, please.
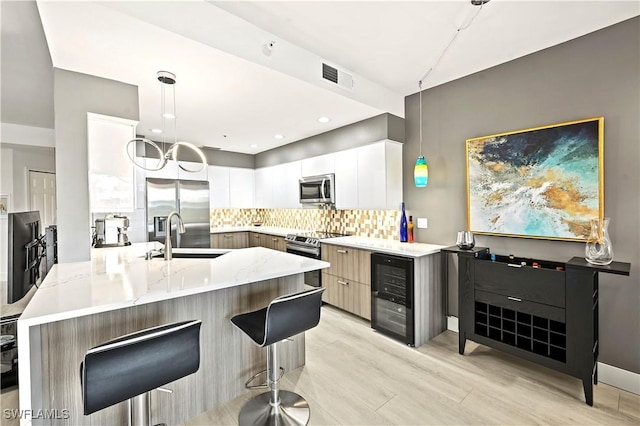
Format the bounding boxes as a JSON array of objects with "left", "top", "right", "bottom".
[{"left": 442, "top": 246, "right": 631, "bottom": 406}]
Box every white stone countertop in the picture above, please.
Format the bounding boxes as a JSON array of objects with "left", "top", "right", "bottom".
[
  {"left": 18, "top": 242, "right": 329, "bottom": 327},
  {"left": 321, "top": 236, "right": 446, "bottom": 257},
  {"left": 210, "top": 226, "right": 305, "bottom": 237}
]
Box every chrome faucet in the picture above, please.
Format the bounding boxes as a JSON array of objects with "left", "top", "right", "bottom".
[{"left": 165, "top": 211, "right": 186, "bottom": 261}]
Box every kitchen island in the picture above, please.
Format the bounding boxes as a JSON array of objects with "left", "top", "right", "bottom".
[{"left": 17, "top": 242, "right": 329, "bottom": 426}]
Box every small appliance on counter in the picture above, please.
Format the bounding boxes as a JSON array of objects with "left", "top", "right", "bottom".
[{"left": 93, "top": 215, "right": 131, "bottom": 248}]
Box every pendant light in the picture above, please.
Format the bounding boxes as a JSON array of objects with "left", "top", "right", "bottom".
[
  {"left": 413, "top": 0, "right": 490, "bottom": 188},
  {"left": 414, "top": 80, "right": 428, "bottom": 187},
  {"left": 126, "top": 71, "right": 207, "bottom": 173}
]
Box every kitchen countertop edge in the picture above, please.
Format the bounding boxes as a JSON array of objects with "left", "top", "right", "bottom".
[{"left": 321, "top": 236, "right": 446, "bottom": 257}]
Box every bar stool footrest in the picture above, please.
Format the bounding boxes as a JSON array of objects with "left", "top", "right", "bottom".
[{"left": 244, "top": 367, "right": 285, "bottom": 390}]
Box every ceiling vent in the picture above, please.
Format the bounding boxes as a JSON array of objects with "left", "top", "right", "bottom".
[{"left": 322, "top": 63, "right": 353, "bottom": 91}]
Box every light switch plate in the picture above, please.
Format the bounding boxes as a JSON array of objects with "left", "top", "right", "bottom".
[{"left": 417, "top": 217, "right": 428, "bottom": 229}]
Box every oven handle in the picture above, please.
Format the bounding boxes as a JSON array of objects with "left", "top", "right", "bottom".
[{"left": 286, "top": 244, "right": 320, "bottom": 256}]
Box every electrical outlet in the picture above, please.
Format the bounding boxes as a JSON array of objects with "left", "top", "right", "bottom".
[{"left": 417, "top": 217, "right": 428, "bottom": 229}]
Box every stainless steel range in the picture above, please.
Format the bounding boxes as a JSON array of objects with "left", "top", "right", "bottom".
[{"left": 285, "top": 231, "right": 346, "bottom": 287}]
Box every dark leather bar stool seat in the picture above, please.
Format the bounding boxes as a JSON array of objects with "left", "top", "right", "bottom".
[
  {"left": 80, "top": 320, "right": 202, "bottom": 426},
  {"left": 231, "top": 287, "right": 325, "bottom": 426}
]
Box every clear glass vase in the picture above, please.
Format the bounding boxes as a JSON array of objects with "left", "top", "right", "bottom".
[{"left": 585, "top": 217, "right": 613, "bottom": 265}]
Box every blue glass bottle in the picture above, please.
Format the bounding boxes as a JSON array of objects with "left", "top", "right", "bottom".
[{"left": 399, "top": 202, "right": 408, "bottom": 242}]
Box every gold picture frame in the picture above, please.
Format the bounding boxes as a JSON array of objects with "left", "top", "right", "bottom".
[{"left": 466, "top": 117, "right": 604, "bottom": 241}]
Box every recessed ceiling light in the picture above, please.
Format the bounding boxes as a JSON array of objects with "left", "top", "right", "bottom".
[
  {"left": 250, "top": 144, "right": 258, "bottom": 148},
  {"left": 150, "top": 128, "right": 163, "bottom": 134},
  {"left": 318, "top": 116, "right": 330, "bottom": 123},
  {"left": 162, "top": 113, "right": 175, "bottom": 119},
  {"left": 274, "top": 134, "right": 285, "bottom": 140}
]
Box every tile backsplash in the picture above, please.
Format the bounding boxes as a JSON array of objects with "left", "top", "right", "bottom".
[{"left": 210, "top": 208, "right": 400, "bottom": 240}]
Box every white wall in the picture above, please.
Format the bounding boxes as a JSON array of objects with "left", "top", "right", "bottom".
[
  {"left": 53, "top": 69, "right": 139, "bottom": 263},
  {"left": 0, "top": 146, "right": 14, "bottom": 281}
]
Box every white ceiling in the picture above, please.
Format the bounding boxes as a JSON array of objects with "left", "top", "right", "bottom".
[{"left": 12, "top": 1, "right": 640, "bottom": 154}]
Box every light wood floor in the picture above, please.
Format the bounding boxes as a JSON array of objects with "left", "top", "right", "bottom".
[{"left": 3, "top": 305, "right": 639, "bottom": 425}]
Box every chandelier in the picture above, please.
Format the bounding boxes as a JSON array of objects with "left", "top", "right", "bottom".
[{"left": 126, "top": 71, "right": 207, "bottom": 173}]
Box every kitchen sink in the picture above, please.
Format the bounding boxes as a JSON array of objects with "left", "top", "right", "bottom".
[
  {"left": 150, "top": 252, "right": 225, "bottom": 259},
  {"left": 145, "top": 248, "right": 230, "bottom": 259}
]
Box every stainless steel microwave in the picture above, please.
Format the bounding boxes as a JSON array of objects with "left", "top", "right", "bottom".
[{"left": 299, "top": 174, "right": 335, "bottom": 205}]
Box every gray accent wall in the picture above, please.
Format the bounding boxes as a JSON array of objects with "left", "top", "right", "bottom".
[
  {"left": 0, "top": 1, "right": 54, "bottom": 128},
  {"left": 404, "top": 17, "right": 639, "bottom": 373},
  {"left": 137, "top": 141, "right": 254, "bottom": 168},
  {"left": 1, "top": 143, "right": 55, "bottom": 212},
  {"left": 255, "top": 113, "right": 404, "bottom": 168},
  {"left": 53, "top": 69, "right": 139, "bottom": 263}
]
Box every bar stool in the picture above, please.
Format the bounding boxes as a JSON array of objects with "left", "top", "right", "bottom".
[
  {"left": 80, "top": 320, "right": 202, "bottom": 426},
  {"left": 231, "top": 287, "right": 325, "bottom": 426}
]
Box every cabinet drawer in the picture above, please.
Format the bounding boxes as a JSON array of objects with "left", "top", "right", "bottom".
[
  {"left": 475, "top": 290, "right": 565, "bottom": 323},
  {"left": 475, "top": 261, "right": 565, "bottom": 308},
  {"left": 322, "top": 273, "right": 370, "bottom": 320},
  {"left": 321, "top": 244, "right": 371, "bottom": 284}
]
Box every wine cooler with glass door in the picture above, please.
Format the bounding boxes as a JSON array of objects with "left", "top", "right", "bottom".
[{"left": 371, "top": 252, "right": 415, "bottom": 346}]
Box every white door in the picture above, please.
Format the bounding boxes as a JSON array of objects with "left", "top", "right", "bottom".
[{"left": 29, "top": 171, "right": 56, "bottom": 228}]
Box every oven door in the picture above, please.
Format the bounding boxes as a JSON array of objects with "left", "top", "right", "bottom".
[{"left": 286, "top": 244, "right": 321, "bottom": 287}]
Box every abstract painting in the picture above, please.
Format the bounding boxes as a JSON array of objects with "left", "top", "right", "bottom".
[{"left": 466, "top": 117, "right": 603, "bottom": 241}]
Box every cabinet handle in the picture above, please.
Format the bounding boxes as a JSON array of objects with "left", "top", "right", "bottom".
[
  {"left": 337, "top": 280, "right": 349, "bottom": 286},
  {"left": 272, "top": 238, "right": 278, "bottom": 241},
  {"left": 254, "top": 235, "right": 260, "bottom": 238},
  {"left": 337, "top": 249, "right": 348, "bottom": 254},
  {"left": 224, "top": 234, "right": 232, "bottom": 238},
  {"left": 507, "top": 296, "right": 522, "bottom": 302}
]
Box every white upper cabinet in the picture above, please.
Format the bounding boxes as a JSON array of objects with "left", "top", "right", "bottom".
[
  {"left": 209, "top": 166, "right": 230, "bottom": 209},
  {"left": 356, "top": 140, "right": 403, "bottom": 210},
  {"left": 143, "top": 156, "right": 179, "bottom": 180},
  {"left": 301, "top": 153, "right": 334, "bottom": 177},
  {"left": 229, "top": 168, "right": 254, "bottom": 208},
  {"left": 207, "top": 166, "right": 254, "bottom": 209},
  {"left": 254, "top": 167, "right": 273, "bottom": 208},
  {"left": 334, "top": 147, "right": 359, "bottom": 210},
  {"left": 271, "top": 161, "right": 301, "bottom": 208},
  {"left": 175, "top": 161, "right": 209, "bottom": 181},
  {"left": 87, "top": 113, "right": 137, "bottom": 213}
]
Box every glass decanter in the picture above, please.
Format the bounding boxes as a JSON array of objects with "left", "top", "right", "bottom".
[{"left": 585, "top": 217, "right": 613, "bottom": 265}]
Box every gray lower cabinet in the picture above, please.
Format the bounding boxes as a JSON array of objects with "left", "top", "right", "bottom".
[
  {"left": 210, "top": 232, "right": 248, "bottom": 249},
  {"left": 321, "top": 244, "right": 371, "bottom": 320},
  {"left": 249, "top": 232, "right": 286, "bottom": 251}
]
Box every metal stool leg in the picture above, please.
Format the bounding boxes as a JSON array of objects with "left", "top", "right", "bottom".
[
  {"left": 129, "top": 393, "right": 151, "bottom": 426},
  {"left": 239, "top": 342, "right": 310, "bottom": 426}
]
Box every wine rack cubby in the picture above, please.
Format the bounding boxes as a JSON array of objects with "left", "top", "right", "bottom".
[{"left": 474, "top": 301, "right": 566, "bottom": 362}]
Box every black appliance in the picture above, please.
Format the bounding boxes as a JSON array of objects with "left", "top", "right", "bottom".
[
  {"left": 1, "top": 315, "right": 19, "bottom": 389},
  {"left": 371, "top": 252, "right": 415, "bottom": 346},
  {"left": 45, "top": 225, "right": 58, "bottom": 273},
  {"left": 285, "top": 231, "right": 345, "bottom": 287}
]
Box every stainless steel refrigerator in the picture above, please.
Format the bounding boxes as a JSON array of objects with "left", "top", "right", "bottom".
[{"left": 146, "top": 178, "right": 210, "bottom": 248}]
